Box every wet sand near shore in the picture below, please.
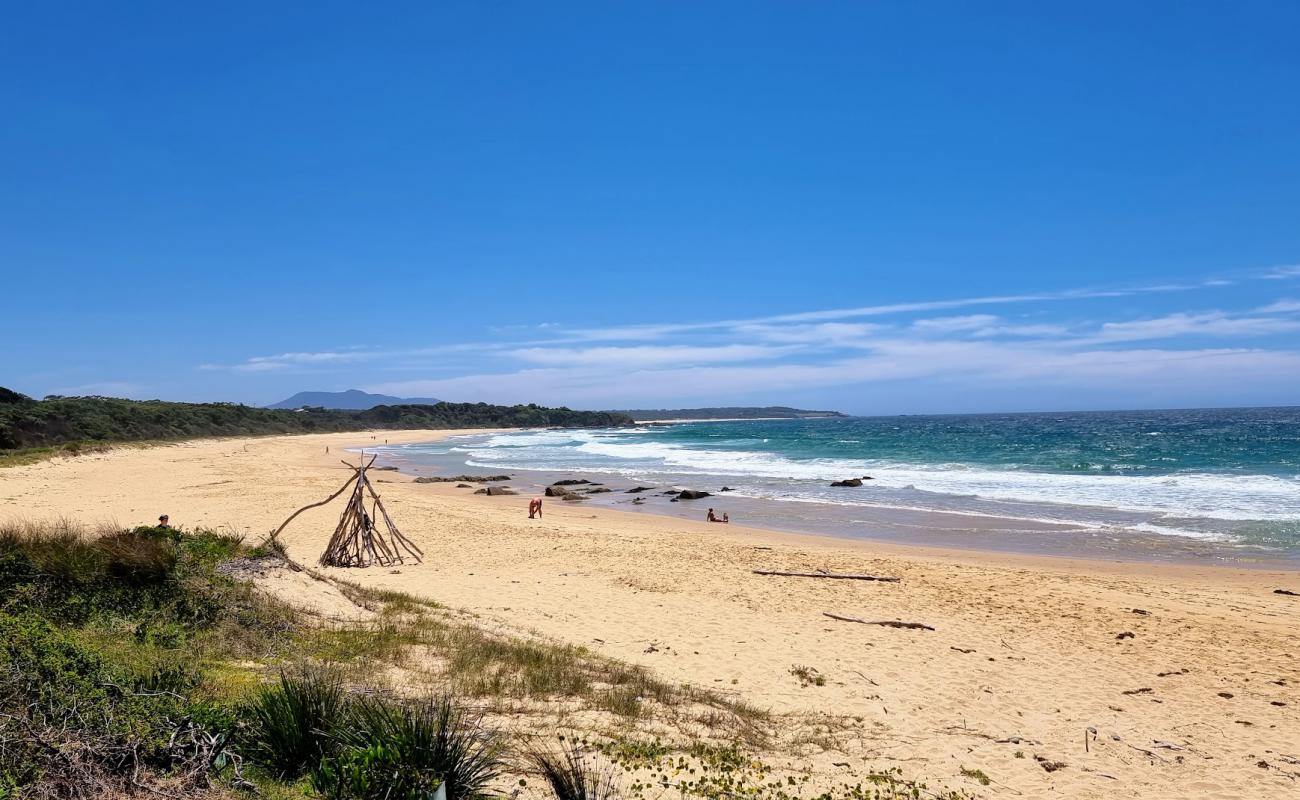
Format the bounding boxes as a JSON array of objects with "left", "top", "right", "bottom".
[{"left": 2, "top": 429, "right": 1298, "bottom": 799}]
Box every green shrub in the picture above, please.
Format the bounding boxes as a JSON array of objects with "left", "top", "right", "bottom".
[
  {"left": 529, "top": 737, "right": 620, "bottom": 800},
  {"left": 245, "top": 668, "right": 347, "bottom": 780},
  {"left": 311, "top": 741, "right": 444, "bottom": 800},
  {"left": 323, "top": 695, "right": 502, "bottom": 800}
]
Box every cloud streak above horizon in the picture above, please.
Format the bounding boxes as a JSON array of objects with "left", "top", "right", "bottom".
[{"left": 195, "top": 266, "right": 1300, "bottom": 411}]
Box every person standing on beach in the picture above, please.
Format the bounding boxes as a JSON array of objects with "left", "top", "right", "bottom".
[{"left": 529, "top": 497, "right": 543, "bottom": 519}]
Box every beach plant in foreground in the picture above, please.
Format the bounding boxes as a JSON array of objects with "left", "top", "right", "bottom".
[
  {"left": 528, "top": 736, "right": 622, "bottom": 800},
  {"left": 246, "top": 667, "right": 347, "bottom": 780},
  {"left": 310, "top": 741, "right": 444, "bottom": 800},
  {"left": 320, "top": 694, "right": 503, "bottom": 800}
]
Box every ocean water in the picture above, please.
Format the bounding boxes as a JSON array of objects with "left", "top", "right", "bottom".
[{"left": 372, "top": 408, "right": 1300, "bottom": 562}]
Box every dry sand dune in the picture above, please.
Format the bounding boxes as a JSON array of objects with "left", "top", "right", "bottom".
[{"left": 2, "top": 429, "right": 1297, "bottom": 798}]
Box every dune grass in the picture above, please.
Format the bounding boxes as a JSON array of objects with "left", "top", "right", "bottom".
[{"left": 0, "top": 520, "right": 957, "bottom": 800}]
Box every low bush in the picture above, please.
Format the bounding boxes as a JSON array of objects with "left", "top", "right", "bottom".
[
  {"left": 529, "top": 737, "right": 621, "bottom": 800},
  {"left": 320, "top": 695, "right": 502, "bottom": 800},
  {"left": 245, "top": 668, "right": 347, "bottom": 780}
]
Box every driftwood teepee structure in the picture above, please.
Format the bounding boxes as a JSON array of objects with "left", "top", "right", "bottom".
[{"left": 270, "top": 454, "right": 423, "bottom": 568}]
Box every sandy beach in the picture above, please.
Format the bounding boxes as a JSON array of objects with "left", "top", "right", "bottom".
[{"left": 2, "top": 429, "right": 1297, "bottom": 798}]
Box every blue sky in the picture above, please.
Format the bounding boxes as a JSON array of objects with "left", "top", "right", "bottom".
[{"left": 2, "top": 2, "right": 1299, "bottom": 414}]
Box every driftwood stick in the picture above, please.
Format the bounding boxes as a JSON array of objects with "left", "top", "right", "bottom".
[
  {"left": 822, "top": 612, "right": 935, "bottom": 631},
  {"left": 270, "top": 471, "right": 359, "bottom": 542},
  {"left": 753, "top": 570, "right": 899, "bottom": 582}
]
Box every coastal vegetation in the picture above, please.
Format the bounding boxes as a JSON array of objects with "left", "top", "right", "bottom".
[
  {"left": 0, "top": 389, "right": 632, "bottom": 458},
  {"left": 0, "top": 520, "right": 961, "bottom": 799}
]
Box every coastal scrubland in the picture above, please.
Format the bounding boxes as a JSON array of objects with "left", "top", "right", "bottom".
[
  {"left": 0, "top": 388, "right": 630, "bottom": 461},
  {"left": 0, "top": 519, "right": 958, "bottom": 799}
]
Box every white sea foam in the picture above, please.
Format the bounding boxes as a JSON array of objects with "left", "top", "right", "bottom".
[{"left": 458, "top": 430, "right": 1300, "bottom": 525}]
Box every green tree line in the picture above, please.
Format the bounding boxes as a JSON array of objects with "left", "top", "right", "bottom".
[{"left": 0, "top": 389, "right": 632, "bottom": 452}]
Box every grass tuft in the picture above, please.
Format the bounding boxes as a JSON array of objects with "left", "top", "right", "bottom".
[
  {"left": 245, "top": 666, "right": 347, "bottom": 780},
  {"left": 529, "top": 737, "right": 621, "bottom": 800}
]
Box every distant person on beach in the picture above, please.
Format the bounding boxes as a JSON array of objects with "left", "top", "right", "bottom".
[
  {"left": 722, "top": 512, "right": 729, "bottom": 523},
  {"left": 529, "top": 497, "right": 543, "bottom": 519},
  {"left": 157, "top": 514, "right": 171, "bottom": 528},
  {"left": 706, "top": 508, "right": 718, "bottom": 523}
]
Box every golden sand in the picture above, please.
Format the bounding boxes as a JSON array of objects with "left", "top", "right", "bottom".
[{"left": 2, "top": 429, "right": 1297, "bottom": 798}]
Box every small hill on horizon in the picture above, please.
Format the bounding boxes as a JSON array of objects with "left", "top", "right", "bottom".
[
  {"left": 267, "top": 389, "right": 442, "bottom": 410},
  {"left": 612, "top": 406, "right": 847, "bottom": 421}
]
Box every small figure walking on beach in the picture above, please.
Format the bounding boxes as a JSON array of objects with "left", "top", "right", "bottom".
[{"left": 529, "top": 497, "right": 543, "bottom": 519}]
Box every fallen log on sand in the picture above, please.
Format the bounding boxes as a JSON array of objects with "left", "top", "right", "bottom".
[
  {"left": 823, "top": 612, "right": 934, "bottom": 630},
  {"left": 754, "top": 569, "right": 899, "bottom": 582}
]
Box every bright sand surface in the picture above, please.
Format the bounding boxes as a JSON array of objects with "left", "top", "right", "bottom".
[{"left": 2, "top": 429, "right": 1298, "bottom": 798}]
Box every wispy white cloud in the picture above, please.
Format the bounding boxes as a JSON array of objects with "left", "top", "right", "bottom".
[
  {"left": 49, "top": 381, "right": 149, "bottom": 398},
  {"left": 200, "top": 350, "right": 379, "bottom": 373},
  {"left": 508, "top": 344, "right": 791, "bottom": 368},
  {"left": 1263, "top": 265, "right": 1300, "bottom": 279},
  {"left": 200, "top": 263, "right": 1300, "bottom": 409},
  {"left": 1256, "top": 298, "right": 1300, "bottom": 314},
  {"left": 1084, "top": 312, "right": 1300, "bottom": 344},
  {"left": 912, "top": 314, "right": 1002, "bottom": 332},
  {"left": 367, "top": 342, "right": 1300, "bottom": 406},
  {"left": 733, "top": 322, "right": 888, "bottom": 345}
]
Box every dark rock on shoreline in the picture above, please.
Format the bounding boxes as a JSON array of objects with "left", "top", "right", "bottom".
[
  {"left": 414, "top": 474, "right": 511, "bottom": 483},
  {"left": 551, "top": 479, "right": 591, "bottom": 486},
  {"left": 830, "top": 478, "right": 863, "bottom": 487},
  {"left": 584, "top": 487, "right": 612, "bottom": 494},
  {"left": 545, "top": 486, "right": 586, "bottom": 500},
  {"left": 676, "top": 489, "right": 711, "bottom": 500},
  {"left": 625, "top": 486, "right": 655, "bottom": 493},
  {"left": 474, "top": 487, "right": 516, "bottom": 496}
]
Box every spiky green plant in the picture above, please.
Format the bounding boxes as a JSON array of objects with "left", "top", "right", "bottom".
[
  {"left": 245, "top": 668, "right": 346, "bottom": 779},
  {"left": 323, "top": 695, "right": 502, "bottom": 800},
  {"left": 529, "top": 737, "right": 620, "bottom": 800}
]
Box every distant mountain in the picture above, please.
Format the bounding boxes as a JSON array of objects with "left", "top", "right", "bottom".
[
  {"left": 267, "top": 389, "right": 442, "bottom": 410},
  {"left": 611, "top": 406, "right": 847, "bottom": 421}
]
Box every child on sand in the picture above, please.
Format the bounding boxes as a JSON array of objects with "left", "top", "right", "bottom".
[{"left": 529, "top": 497, "right": 543, "bottom": 519}]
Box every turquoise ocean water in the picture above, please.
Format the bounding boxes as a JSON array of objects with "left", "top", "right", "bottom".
[{"left": 375, "top": 408, "right": 1300, "bottom": 561}]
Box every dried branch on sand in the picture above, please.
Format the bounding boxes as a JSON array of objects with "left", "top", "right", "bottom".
[
  {"left": 753, "top": 569, "right": 900, "bottom": 582},
  {"left": 822, "top": 612, "right": 934, "bottom": 630}
]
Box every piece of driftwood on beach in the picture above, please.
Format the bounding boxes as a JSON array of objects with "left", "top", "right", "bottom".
[
  {"left": 753, "top": 569, "right": 900, "bottom": 582},
  {"left": 822, "top": 612, "right": 934, "bottom": 630}
]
